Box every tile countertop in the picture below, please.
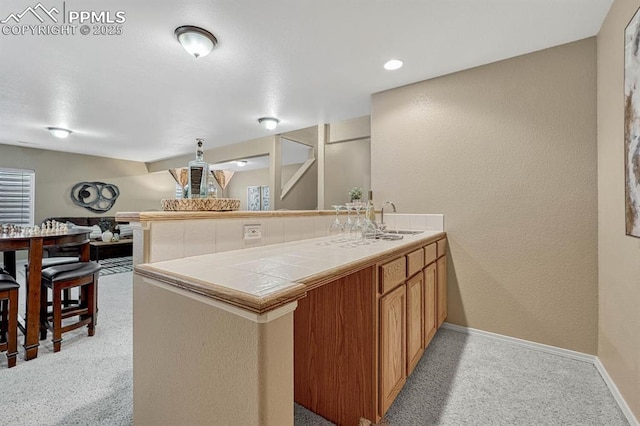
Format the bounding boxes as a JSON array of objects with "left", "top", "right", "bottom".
[{"left": 134, "top": 230, "right": 446, "bottom": 315}]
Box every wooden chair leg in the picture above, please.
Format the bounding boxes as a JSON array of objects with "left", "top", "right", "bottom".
[
  {"left": 40, "top": 286, "right": 48, "bottom": 340},
  {"left": 62, "top": 288, "right": 72, "bottom": 307},
  {"left": 93, "top": 272, "right": 99, "bottom": 326},
  {"left": 86, "top": 281, "right": 96, "bottom": 337},
  {"left": 52, "top": 287, "right": 62, "bottom": 353},
  {"left": 6, "top": 290, "right": 18, "bottom": 368},
  {"left": 0, "top": 299, "right": 6, "bottom": 344}
]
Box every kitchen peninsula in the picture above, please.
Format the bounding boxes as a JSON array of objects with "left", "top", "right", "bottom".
[{"left": 119, "top": 210, "right": 447, "bottom": 425}]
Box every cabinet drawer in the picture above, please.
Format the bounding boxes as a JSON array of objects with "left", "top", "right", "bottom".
[
  {"left": 406, "top": 248, "right": 424, "bottom": 278},
  {"left": 424, "top": 243, "right": 437, "bottom": 265},
  {"left": 437, "top": 238, "right": 447, "bottom": 258},
  {"left": 380, "top": 257, "right": 406, "bottom": 294}
]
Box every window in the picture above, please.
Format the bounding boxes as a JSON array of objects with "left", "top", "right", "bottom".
[
  {"left": 175, "top": 184, "right": 183, "bottom": 199},
  {"left": 0, "top": 168, "right": 35, "bottom": 226}
]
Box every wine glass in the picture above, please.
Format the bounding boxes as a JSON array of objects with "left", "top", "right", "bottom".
[
  {"left": 344, "top": 202, "right": 355, "bottom": 239},
  {"left": 329, "top": 205, "right": 344, "bottom": 241}
]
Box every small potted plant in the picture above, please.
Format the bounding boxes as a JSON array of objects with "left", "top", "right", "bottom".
[{"left": 349, "top": 187, "right": 363, "bottom": 203}]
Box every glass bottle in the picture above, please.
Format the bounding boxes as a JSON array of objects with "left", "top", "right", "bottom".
[
  {"left": 187, "top": 138, "right": 209, "bottom": 199},
  {"left": 367, "top": 190, "right": 376, "bottom": 223}
]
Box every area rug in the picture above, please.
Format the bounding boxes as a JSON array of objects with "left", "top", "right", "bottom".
[{"left": 98, "top": 256, "right": 133, "bottom": 276}]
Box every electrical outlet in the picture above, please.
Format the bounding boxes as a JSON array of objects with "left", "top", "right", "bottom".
[{"left": 244, "top": 224, "right": 262, "bottom": 240}]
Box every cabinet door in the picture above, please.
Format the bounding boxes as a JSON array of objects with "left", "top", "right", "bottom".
[
  {"left": 437, "top": 255, "right": 447, "bottom": 327},
  {"left": 380, "top": 284, "right": 406, "bottom": 416},
  {"left": 406, "top": 273, "right": 424, "bottom": 375},
  {"left": 424, "top": 262, "right": 437, "bottom": 347}
]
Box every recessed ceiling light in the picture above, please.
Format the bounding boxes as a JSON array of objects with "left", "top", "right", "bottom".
[
  {"left": 175, "top": 25, "right": 218, "bottom": 58},
  {"left": 47, "top": 127, "right": 72, "bottom": 138},
  {"left": 236, "top": 160, "right": 247, "bottom": 167},
  {"left": 384, "top": 59, "right": 403, "bottom": 70},
  {"left": 258, "top": 117, "right": 280, "bottom": 131}
]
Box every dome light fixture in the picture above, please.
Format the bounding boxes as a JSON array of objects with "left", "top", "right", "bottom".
[
  {"left": 258, "top": 117, "right": 280, "bottom": 131},
  {"left": 47, "top": 127, "right": 72, "bottom": 138},
  {"left": 384, "top": 59, "right": 403, "bottom": 70},
  {"left": 175, "top": 25, "right": 218, "bottom": 58},
  {"left": 236, "top": 160, "right": 247, "bottom": 167}
]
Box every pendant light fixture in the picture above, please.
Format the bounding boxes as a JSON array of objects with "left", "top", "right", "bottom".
[{"left": 175, "top": 26, "right": 218, "bottom": 58}]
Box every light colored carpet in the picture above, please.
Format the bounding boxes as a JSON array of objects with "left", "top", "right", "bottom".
[
  {"left": 0, "top": 271, "right": 629, "bottom": 425},
  {"left": 295, "top": 329, "right": 629, "bottom": 425},
  {"left": 0, "top": 271, "right": 133, "bottom": 425}
]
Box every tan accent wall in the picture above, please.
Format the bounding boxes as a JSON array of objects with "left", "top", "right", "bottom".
[
  {"left": 371, "top": 38, "right": 598, "bottom": 354},
  {"left": 324, "top": 138, "right": 371, "bottom": 208},
  {"left": 227, "top": 163, "right": 318, "bottom": 210},
  {"left": 133, "top": 276, "right": 294, "bottom": 425},
  {"left": 0, "top": 144, "right": 175, "bottom": 223},
  {"left": 597, "top": 0, "right": 640, "bottom": 418}
]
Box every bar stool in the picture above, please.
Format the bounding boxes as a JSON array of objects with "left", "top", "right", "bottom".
[
  {"left": 40, "top": 262, "right": 101, "bottom": 352},
  {"left": 0, "top": 268, "right": 19, "bottom": 368},
  {"left": 25, "top": 256, "right": 80, "bottom": 307}
]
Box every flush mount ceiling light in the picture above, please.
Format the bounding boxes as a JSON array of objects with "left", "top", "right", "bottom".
[
  {"left": 47, "top": 127, "right": 72, "bottom": 138},
  {"left": 236, "top": 160, "right": 247, "bottom": 167},
  {"left": 258, "top": 117, "right": 280, "bottom": 131},
  {"left": 384, "top": 59, "right": 404, "bottom": 70},
  {"left": 175, "top": 25, "right": 218, "bottom": 58}
]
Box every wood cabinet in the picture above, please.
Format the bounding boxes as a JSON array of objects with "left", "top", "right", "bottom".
[
  {"left": 437, "top": 248, "right": 447, "bottom": 327},
  {"left": 423, "top": 262, "right": 437, "bottom": 347},
  {"left": 406, "top": 272, "right": 424, "bottom": 375},
  {"left": 294, "top": 234, "right": 448, "bottom": 424},
  {"left": 379, "top": 284, "right": 406, "bottom": 415},
  {"left": 294, "top": 267, "right": 377, "bottom": 426}
]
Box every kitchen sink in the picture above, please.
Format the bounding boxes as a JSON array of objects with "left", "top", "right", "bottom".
[
  {"left": 383, "top": 229, "right": 424, "bottom": 235},
  {"left": 375, "top": 233, "right": 404, "bottom": 241}
]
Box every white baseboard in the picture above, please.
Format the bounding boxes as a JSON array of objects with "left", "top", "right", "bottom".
[
  {"left": 441, "top": 322, "right": 595, "bottom": 363},
  {"left": 441, "top": 322, "right": 639, "bottom": 426},
  {"left": 594, "top": 358, "right": 640, "bottom": 426}
]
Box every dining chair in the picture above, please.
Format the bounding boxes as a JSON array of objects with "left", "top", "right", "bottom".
[{"left": 0, "top": 268, "right": 20, "bottom": 367}]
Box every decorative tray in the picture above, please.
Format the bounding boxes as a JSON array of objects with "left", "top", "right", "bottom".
[{"left": 161, "top": 198, "right": 241, "bottom": 212}]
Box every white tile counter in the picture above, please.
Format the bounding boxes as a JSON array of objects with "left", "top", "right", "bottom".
[{"left": 135, "top": 230, "right": 445, "bottom": 315}]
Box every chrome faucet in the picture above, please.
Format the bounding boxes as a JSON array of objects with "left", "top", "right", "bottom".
[{"left": 380, "top": 201, "right": 396, "bottom": 228}]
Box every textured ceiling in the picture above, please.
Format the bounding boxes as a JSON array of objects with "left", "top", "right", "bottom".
[{"left": 0, "top": 0, "right": 613, "bottom": 163}]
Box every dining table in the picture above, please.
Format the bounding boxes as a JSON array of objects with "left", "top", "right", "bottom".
[{"left": 0, "top": 228, "right": 90, "bottom": 360}]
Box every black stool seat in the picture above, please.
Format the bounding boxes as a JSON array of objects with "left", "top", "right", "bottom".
[
  {"left": 42, "top": 262, "right": 102, "bottom": 283},
  {"left": 0, "top": 280, "right": 20, "bottom": 291},
  {"left": 0, "top": 268, "right": 19, "bottom": 368},
  {"left": 0, "top": 274, "right": 20, "bottom": 289},
  {"left": 41, "top": 257, "right": 80, "bottom": 268}
]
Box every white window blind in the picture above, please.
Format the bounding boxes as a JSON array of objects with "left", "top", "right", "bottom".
[
  {"left": 0, "top": 168, "right": 35, "bottom": 226},
  {"left": 175, "top": 184, "right": 183, "bottom": 199}
]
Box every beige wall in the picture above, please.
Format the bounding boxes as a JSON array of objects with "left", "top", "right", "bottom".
[
  {"left": 598, "top": 0, "right": 640, "bottom": 418},
  {"left": 324, "top": 139, "right": 371, "bottom": 208},
  {"left": 0, "top": 144, "right": 175, "bottom": 223},
  {"left": 371, "top": 38, "right": 598, "bottom": 354},
  {"left": 147, "top": 136, "right": 274, "bottom": 173},
  {"left": 226, "top": 163, "right": 318, "bottom": 210}
]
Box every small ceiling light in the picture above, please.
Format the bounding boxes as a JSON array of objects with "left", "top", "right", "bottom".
[
  {"left": 175, "top": 25, "right": 218, "bottom": 58},
  {"left": 236, "top": 160, "right": 247, "bottom": 167},
  {"left": 47, "top": 127, "right": 72, "bottom": 138},
  {"left": 384, "top": 59, "right": 403, "bottom": 70},
  {"left": 258, "top": 117, "right": 280, "bottom": 131}
]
